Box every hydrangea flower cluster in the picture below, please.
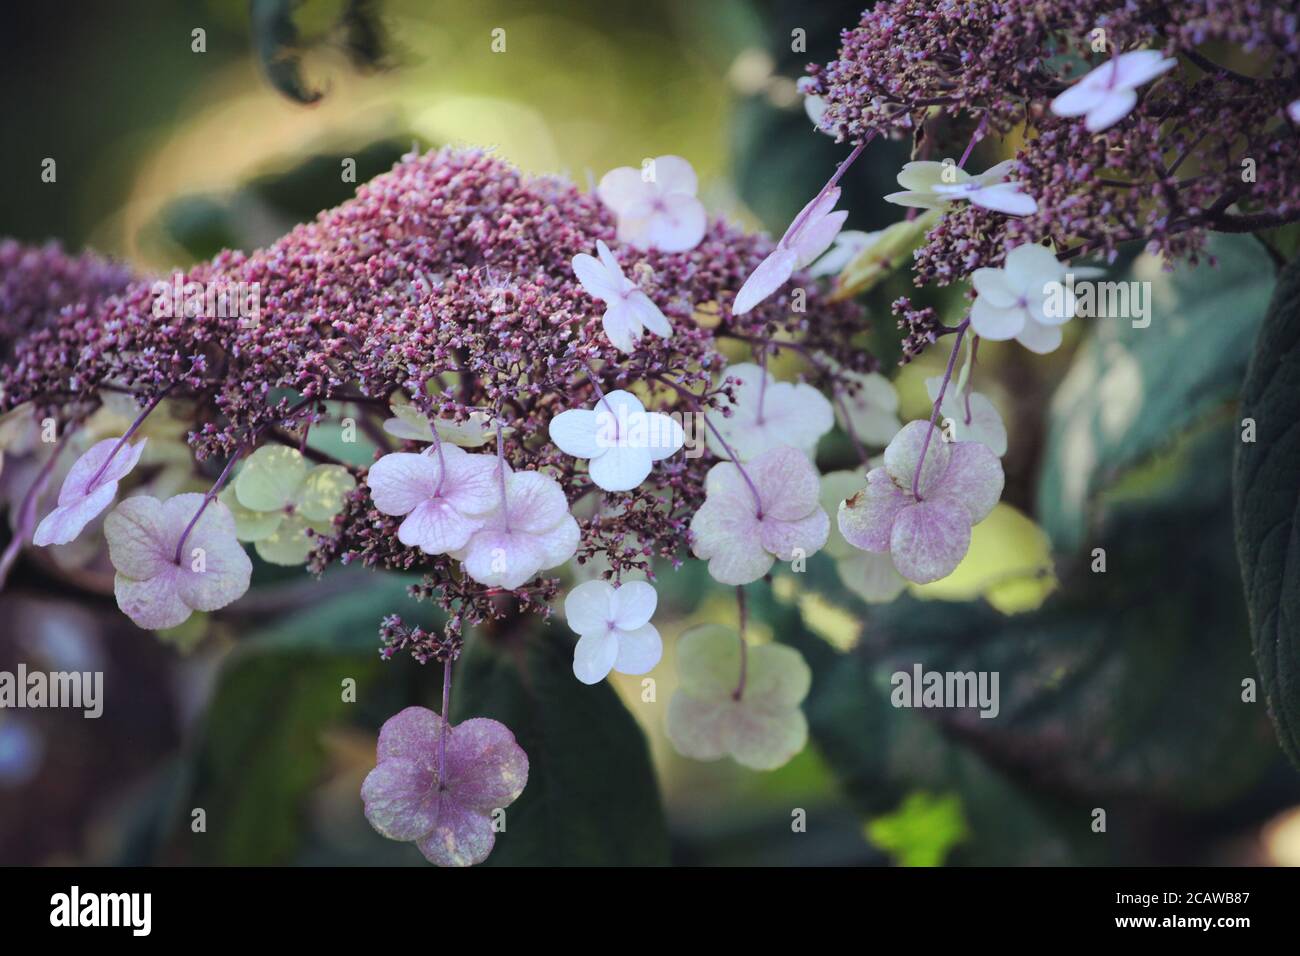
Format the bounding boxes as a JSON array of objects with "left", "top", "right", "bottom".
[
  {"left": 0, "top": 147, "right": 875, "bottom": 864},
  {"left": 803, "top": 0, "right": 1300, "bottom": 286}
]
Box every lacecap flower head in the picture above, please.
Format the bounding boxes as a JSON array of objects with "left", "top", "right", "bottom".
[
  {"left": 706, "top": 363, "right": 834, "bottom": 463},
  {"left": 33, "top": 435, "right": 147, "bottom": 547},
  {"left": 838, "top": 421, "right": 1002, "bottom": 584},
  {"left": 104, "top": 493, "right": 252, "bottom": 630},
  {"left": 549, "top": 388, "right": 684, "bottom": 492},
  {"left": 361, "top": 706, "right": 528, "bottom": 867},
  {"left": 690, "top": 445, "right": 828, "bottom": 586},
  {"left": 221, "top": 445, "right": 354, "bottom": 565},
  {"left": 665, "top": 624, "right": 811, "bottom": 771},
  {"left": 565, "top": 579, "right": 662, "bottom": 684},
  {"left": 596, "top": 155, "right": 706, "bottom": 253}
]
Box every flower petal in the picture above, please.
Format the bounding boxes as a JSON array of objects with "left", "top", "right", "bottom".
[
  {"left": 549, "top": 408, "right": 601, "bottom": 459},
  {"left": 361, "top": 757, "right": 438, "bottom": 841},
  {"left": 611, "top": 579, "right": 657, "bottom": 630},
  {"left": 564, "top": 579, "right": 615, "bottom": 634},
  {"left": 613, "top": 622, "right": 662, "bottom": 675},
  {"left": 883, "top": 420, "right": 952, "bottom": 497},
  {"left": 596, "top": 165, "right": 653, "bottom": 214},
  {"left": 367, "top": 452, "right": 441, "bottom": 516},
  {"left": 837, "top": 468, "right": 907, "bottom": 553},
  {"left": 444, "top": 717, "right": 529, "bottom": 812},
  {"left": 573, "top": 629, "right": 619, "bottom": 684},
  {"left": 889, "top": 499, "right": 972, "bottom": 584},
  {"left": 1085, "top": 88, "right": 1139, "bottom": 132},
  {"left": 969, "top": 297, "right": 1024, "bottom": 341},
  {"left": 33, "top": 482, "right": 117, "bottom": 546},
  {"left": 936, "top": 441, "right": 1005, "bottom": 524},
  {"left": 572, "top": 252, "right": 622, "bottom": 303},
  {"left": 732, "top": 247, "right": 797, "bottom": 316},
  {"left": 414, "top": 801, "right": 495, "bottom": 867}
]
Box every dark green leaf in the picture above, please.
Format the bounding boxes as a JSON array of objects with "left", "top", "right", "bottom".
[
  {"left": 1234, "top": 254, "right": 1300, "bottom": 768},
  {"left": 453, "top": 627, "right": 670, "bottom": 866},
  {"left": 159, "top": 573, "right": 434, "bottom": 863},
  {"left": 1037, "top": 235, "right": 1276, "bottom": 552}
]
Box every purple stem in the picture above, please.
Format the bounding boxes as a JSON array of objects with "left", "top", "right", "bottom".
[
  {"left": 732, "top": 584, "right": 749, "bottom": 702},
  {"left": 438, "top": 656, "right": 453, "bottom": 789},
  {"left": 0, "top": 427, "right": 73, "bottom": 589},
  {"left": 964, "top": 337, "right": 980, "bottom": 426},
  {"left": 495, "top": 423, "right": 511, "bottom": 532},
  {"left": 653, "top": 375, "right": 764, "bottom": 515},
  {"left": 833, "top": 390, "right": 871, "bottom": 468},
  {"left": 86, "top": 385, "right": 173, "bottom": 491},
  {"left": 957, "top": 115, "right": 988, "bottom": 169},
  {"left": 911, "top": 318, "right": 970, "bottom": 501},
  {"left": 173, "top": 451, "right": 242, "bottom": 566},
  {"left": 579, "top": 357, "right": 620, "bottom": 437},
  {"left": 784, "top": 133, "right": 875, "bottom": 241}
]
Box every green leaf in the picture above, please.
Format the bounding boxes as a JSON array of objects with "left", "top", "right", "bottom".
[
  {"left": 1234, "top": 254, "right": 1300, "bottom": 768},
  {"left": 160, "top": 574, "right": 433, "bottom": 864},
  {"left": 764, "top": 426, "right": 1280, "bottom": 862},
  {"left": 866, "top": 791, "right": 969, "bottom": 867},
  {"left": 1037, "top": 235, "right": 1276, "bottom": 552},
  {"left": 452, "top": 628, "right": 670, "bottom": 866}
]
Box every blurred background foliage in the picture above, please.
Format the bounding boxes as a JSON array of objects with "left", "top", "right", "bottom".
[{"left": 2, "top": 0, "right": 1299, "bottom": 867}]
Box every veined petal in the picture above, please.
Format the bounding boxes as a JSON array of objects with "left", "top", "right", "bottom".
[
  {"left": 573, "top": 629, "right": 619, "bottom": 684},
  {"left": 889, "top": 499, "right": 971, "bottom": 584},
  {"left": 611, "top": 579, "right": 657, "bottom": 630},
  {"left": 732, "top": 247, "right": 797, "bottom": 316},
  {"left": 565, "top": 579, "right": 615, "bottom": 634}
]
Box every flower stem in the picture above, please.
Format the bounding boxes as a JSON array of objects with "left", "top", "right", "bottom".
[
  {"left": 957, "top": 115, "right": 988, "bottom": 169},
  {"left": 652, "top": 374, "right": 764, "bottom": 516},
  {"left": 173, "top": 449, "right": 243, "bottom": 566},
  {"left": 911, "top": 318, "right": 970, "bottom": 501},
  {"left": 732, "top": 584, "right": 748, "bottom": 702},
  {"left": 0, "top": 426, "right": 74, "bottom": 589},
  {"left": 785, "top": 133, "right": 875, "bottom": 241},
  {"left": 86, "top": 384, "right": 173, "bottom": 491},
  {"left": 438, "top": 656, "right": 453, "bottom": 790},
  {"left": 495, "top": 423, "right": 511, "bottom": 532}
]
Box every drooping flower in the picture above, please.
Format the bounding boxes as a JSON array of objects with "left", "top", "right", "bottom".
[
  {"left": 571, "top": 240, "right": 673, "bottom": 352},
  {"left": 706, "top": 363, "right": 834, "bottom": 462},
  {"left": 596, "top": 155, "right": 706, "bottom": 253},
  {"left": 690, "top": 445, "right": 829, "bottom": 585},
  {"left": 925, "top": 376, "right": 1007, "bottom": 457},
  {"left": 1050, "top": 50, "right": 1178, "bottom": 133},
  {"left": 565, "top": 579, "right": 662, "bottom": 684},
  {"left": 833, "top": 368, "right": 902, "bottom": 448},
  {"left": 367, "top": 444, "right": 500, "bottom": 556},
  {"left": 223, "top": 445, "right": 355, "bottom": 565},
  {"left": 885, "top": 160, "right": 1037, "bottom": 216},
  {"left": 549, "top": 389, "right": 684, "bottom": 492},
  {"left": 103, "top": 493, "right": 252, "bottom": 630},
  {"left": 820, "top": 470, "right": 906, "bottom": 603},
  {"left": 968, "top": 243, "right": 1076, "bottom": 354},
  {"left": 838, "top": 421, "right": 1003, "bottom": 584},
  {"left": 361, "top": 706, "right": 528, "bottom": 867},
  {"left": 665, "top": 624, "right": 811, "bottom": 770},
  {"left": 33, "top": 436, "right": 147, "bottom": 547},
  {"left": 733, "top": 188, "right": 848, "bottom": 315},
  {"left": 450, "top": 469, "right": 580, "bottom": 589}
]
